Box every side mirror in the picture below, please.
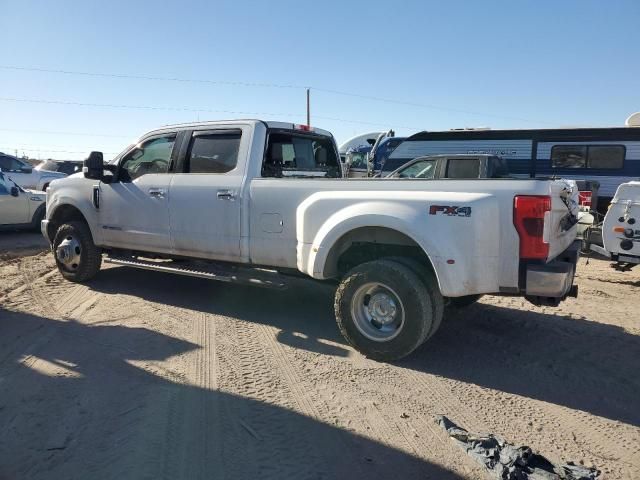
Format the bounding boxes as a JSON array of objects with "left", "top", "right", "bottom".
[
  {"left": 84, "top": 151, "right": 104, "bottom": 180},
  {"left": 20, "top": 166, "right": 33, "bottom": 174},
  {"left": 10, "top": 186, "right": 19, "bottom": 197}
]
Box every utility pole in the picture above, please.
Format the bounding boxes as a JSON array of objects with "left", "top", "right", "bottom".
[{"left": 306, "top": 88, "right": 311, "bottom": 126}]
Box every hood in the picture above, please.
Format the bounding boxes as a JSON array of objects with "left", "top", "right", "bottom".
[{"left": 40, "top": 170, "right": 67, "bottom": 178}]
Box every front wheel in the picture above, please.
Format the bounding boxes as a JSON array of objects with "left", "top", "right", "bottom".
[
  {"left": 335, "top": 259, "right": 435, "bottom": 361},
  {"left": 53, "top": 221, "right": 102, "bottom": 282}
]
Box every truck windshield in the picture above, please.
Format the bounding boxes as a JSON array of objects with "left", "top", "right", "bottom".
[{"left": 263, "top": 132, "right": 341, "bottom": 178}]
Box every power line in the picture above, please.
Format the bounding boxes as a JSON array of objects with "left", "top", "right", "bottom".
[
  {"left": 1, "top": 146, "right": 118, "bottom": 154},
  {"left": 0, "top": 141, "right": 118, "bottom": 150},
  {"left": 0, "top": 65, "right": 307, "bottom": 89},
  {"left": 312, "top": 87, "right": 553, "bottom": 125},
  {"left": 0, "top": 96, "right": 294, "bottom": 116},
  {"left": 0, "top": 64, "right": 549, "bottom": 125},
  {"left": 0, "top": 127, "right": 129, "bottom": 138},
  {"left": 0, "top": 96, "right": 419, "bottom": 129}
]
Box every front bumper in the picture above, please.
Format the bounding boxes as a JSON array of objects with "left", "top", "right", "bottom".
[{"left": 524, "top": 240, "right": 580, "bottom": 305}]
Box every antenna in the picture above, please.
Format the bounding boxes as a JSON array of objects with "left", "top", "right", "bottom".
[{"left": 306, "top": 88, "right": 311, "bottom": 126}]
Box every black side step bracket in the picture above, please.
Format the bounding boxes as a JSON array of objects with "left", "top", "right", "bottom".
[{"left": 103, "top": 255, "right": 287, "bottom": 289}]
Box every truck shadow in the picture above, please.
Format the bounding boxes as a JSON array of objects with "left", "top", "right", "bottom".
[
  {"left": 89, "top": 266, "right": 640, "bottom": 427},
  {"left": 92, "top": 266, "right": 350, "bottom": 358},
  {"left": 401, "top": 301, "right": 640, "bottom": 428},
  {"left": 0, "top": 307, "right": 463, "bottom": 480}
]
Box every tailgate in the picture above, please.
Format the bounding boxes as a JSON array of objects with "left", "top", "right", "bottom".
[{"left": 545, "top": 179, "right": 579, "bottom": 260}]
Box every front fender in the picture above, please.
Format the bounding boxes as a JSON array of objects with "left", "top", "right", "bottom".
[{"left": 46, "top": 182, "right": 101, "bottom": 244}]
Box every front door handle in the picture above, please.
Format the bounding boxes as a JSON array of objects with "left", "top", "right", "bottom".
[
  {"left": 217, "top": 190, "right": 235, "bottom": 201},
  {"left": 149, "top": 188, "right": 166, "bottom": 198}
]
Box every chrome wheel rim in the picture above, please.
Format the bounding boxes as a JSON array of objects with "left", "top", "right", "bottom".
[
  {"left": 56, "top": 235, "right": 82, "bottom": 271},
  {"left": 351, "top": 282, "right": 405, "bottom": 342}
]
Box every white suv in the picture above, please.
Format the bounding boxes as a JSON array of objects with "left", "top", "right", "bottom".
[
  {"left": 0, "top": 153, "right": 66, "bottom": 191},
  {"left": 0, "top": 170, "right": 47, "bottom": 230}
]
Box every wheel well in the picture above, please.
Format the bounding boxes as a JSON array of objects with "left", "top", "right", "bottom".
[
  {"left": 47, "top": 205, "right": 88, "bottom": 241},
  {"left": 31, "top": 203, "right": 46, "bottom": 223},
  {"left": 324, "top": 227, "right": 435, "bottom": 278}
]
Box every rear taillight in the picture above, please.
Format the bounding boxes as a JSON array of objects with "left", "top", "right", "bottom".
[
  {"left": 578, "top": 190, "right": 592, "bottom": 208},
  {"left": 514, "top": 195, "right": 551, "bottom": 260}
]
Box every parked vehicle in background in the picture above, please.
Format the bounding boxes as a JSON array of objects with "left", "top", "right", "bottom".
[
  {"left": 589, "top": 181, "right": 640, "bottom": 271},
  {"left": 0, "top": 152, "right": 66, "bottom": 190},
  {"left": 386, "top": 154, "right": 510, "bottom": 179},
  {"left": 0, "top": 170, "right": 47, "bottom": 230},
  {"left": 43, "top": 120, "right": 580, "bottom": 361},
  {"left": 344, "top": 144, "right": 371, "bottom": 178},
  {"left": 386, "top": 119, "right": 640, "bottom": 212},
  {"left": 370, "top": 136, "right": 406, "bottom": 175},
  {"left": 36, "top": 159, "right": 83, "bottom": 176},
  {"left": 338, "top": 131, "right": 382, "bottom": 163},
  {"left": 342, "top": 131, "right": 407, "bottom": 178}
]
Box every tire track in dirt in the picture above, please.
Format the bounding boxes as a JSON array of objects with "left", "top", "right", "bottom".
[
  {"left": 248, "top": 323, "right": 482, "bottom": 478},
  {"left": 217, "top": 318, "right": 330, "bottom": 480}
]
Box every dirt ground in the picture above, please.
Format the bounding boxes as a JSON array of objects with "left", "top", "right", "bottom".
[{"left": 0, "top": 242, "right": 638, "bottom": 479}]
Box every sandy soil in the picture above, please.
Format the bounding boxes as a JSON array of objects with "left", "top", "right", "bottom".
[{"left": 0, "top": 248, "right": 638, "bottom": 479}]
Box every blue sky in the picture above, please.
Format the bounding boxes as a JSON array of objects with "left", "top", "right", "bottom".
[{"left": 1, "top": 0, "right": 638, "bottom": 160}]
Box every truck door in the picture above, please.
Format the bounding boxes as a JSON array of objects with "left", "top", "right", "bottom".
[
  {"left": 0, "top": 173, "right": 29, "bottom": 224},
  {"left": 97, "top": 133, "right": 177, "bottom": 253},
  {"left": 168, "top": 129, "right": 244, "bottom": 261}
]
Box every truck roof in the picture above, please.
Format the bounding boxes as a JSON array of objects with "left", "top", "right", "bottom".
[{"left": 145, "top": 119, "right": 334, "bottom": 139}]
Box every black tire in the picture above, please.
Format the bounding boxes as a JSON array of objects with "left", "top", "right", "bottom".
[
  {"left": 30, "top": 206, "right": 46, "bottom": 231},
  {"left": 387, "top": 256, "right": 444, "bottom": 341},
  {"left": 53, "top": 221, "right": 102, "bottom": 282},
  {"left": 448, "top": 294, "right": 483, "bottom": 309},
  {"left": 335, "top": 259, "right": 434, "bottom": 362}
]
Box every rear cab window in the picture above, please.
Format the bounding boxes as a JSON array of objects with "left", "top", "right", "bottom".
[
  {"left": 262, "top": 131, "right": 341, "bottom": 178},
  {"left": 445, "top": 158, "right": 481, "bottom": 178}
]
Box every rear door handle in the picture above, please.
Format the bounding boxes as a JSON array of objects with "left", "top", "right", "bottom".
[
  {"left": 217, "top": 190, "right": 235, "bottom": 201},
  {"left": 148, "top": 188, "right": 166, "bottom": 198}
]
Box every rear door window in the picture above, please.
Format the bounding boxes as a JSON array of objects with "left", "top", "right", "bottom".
[
  {"left": 446, "top": 159, "right": 481, "bottom": 178},
  {"left": 263, "top": 132, "right": 341, "bottom": 178},
  {"left": 187, "top": 130, "right": 242, "bottom": 174}
]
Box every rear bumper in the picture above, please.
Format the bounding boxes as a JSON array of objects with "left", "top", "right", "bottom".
[{"left": 524, "top": 240, "right": 580, "bottom": 305}]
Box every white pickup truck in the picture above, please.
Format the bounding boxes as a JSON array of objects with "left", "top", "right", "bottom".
[
  {"left": 42, "top": 120, "right": 580, "bottom": 360},
  {"left": 0, "top": 153, "right": 66, "bottom": 191}
]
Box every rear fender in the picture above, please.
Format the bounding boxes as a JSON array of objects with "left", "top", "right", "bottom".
[
  {"left": 297, "top": 201, "right": 446, "bottom": 288},
  {"left": 296, "top": 191, "right": 503, "bottom": 297}
]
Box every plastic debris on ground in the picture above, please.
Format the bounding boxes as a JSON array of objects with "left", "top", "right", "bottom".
[{"left": 436, "top": 415, "right": 600, "bottom": 480}]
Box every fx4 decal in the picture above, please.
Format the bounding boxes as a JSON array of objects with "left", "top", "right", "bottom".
[{"left": 429, "top": 205, "right": 472, "bottom": 217}]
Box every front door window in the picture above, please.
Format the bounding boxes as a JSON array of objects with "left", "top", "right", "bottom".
[{"left": 119, "top": 136, "right": 175, "bottom": 182}]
